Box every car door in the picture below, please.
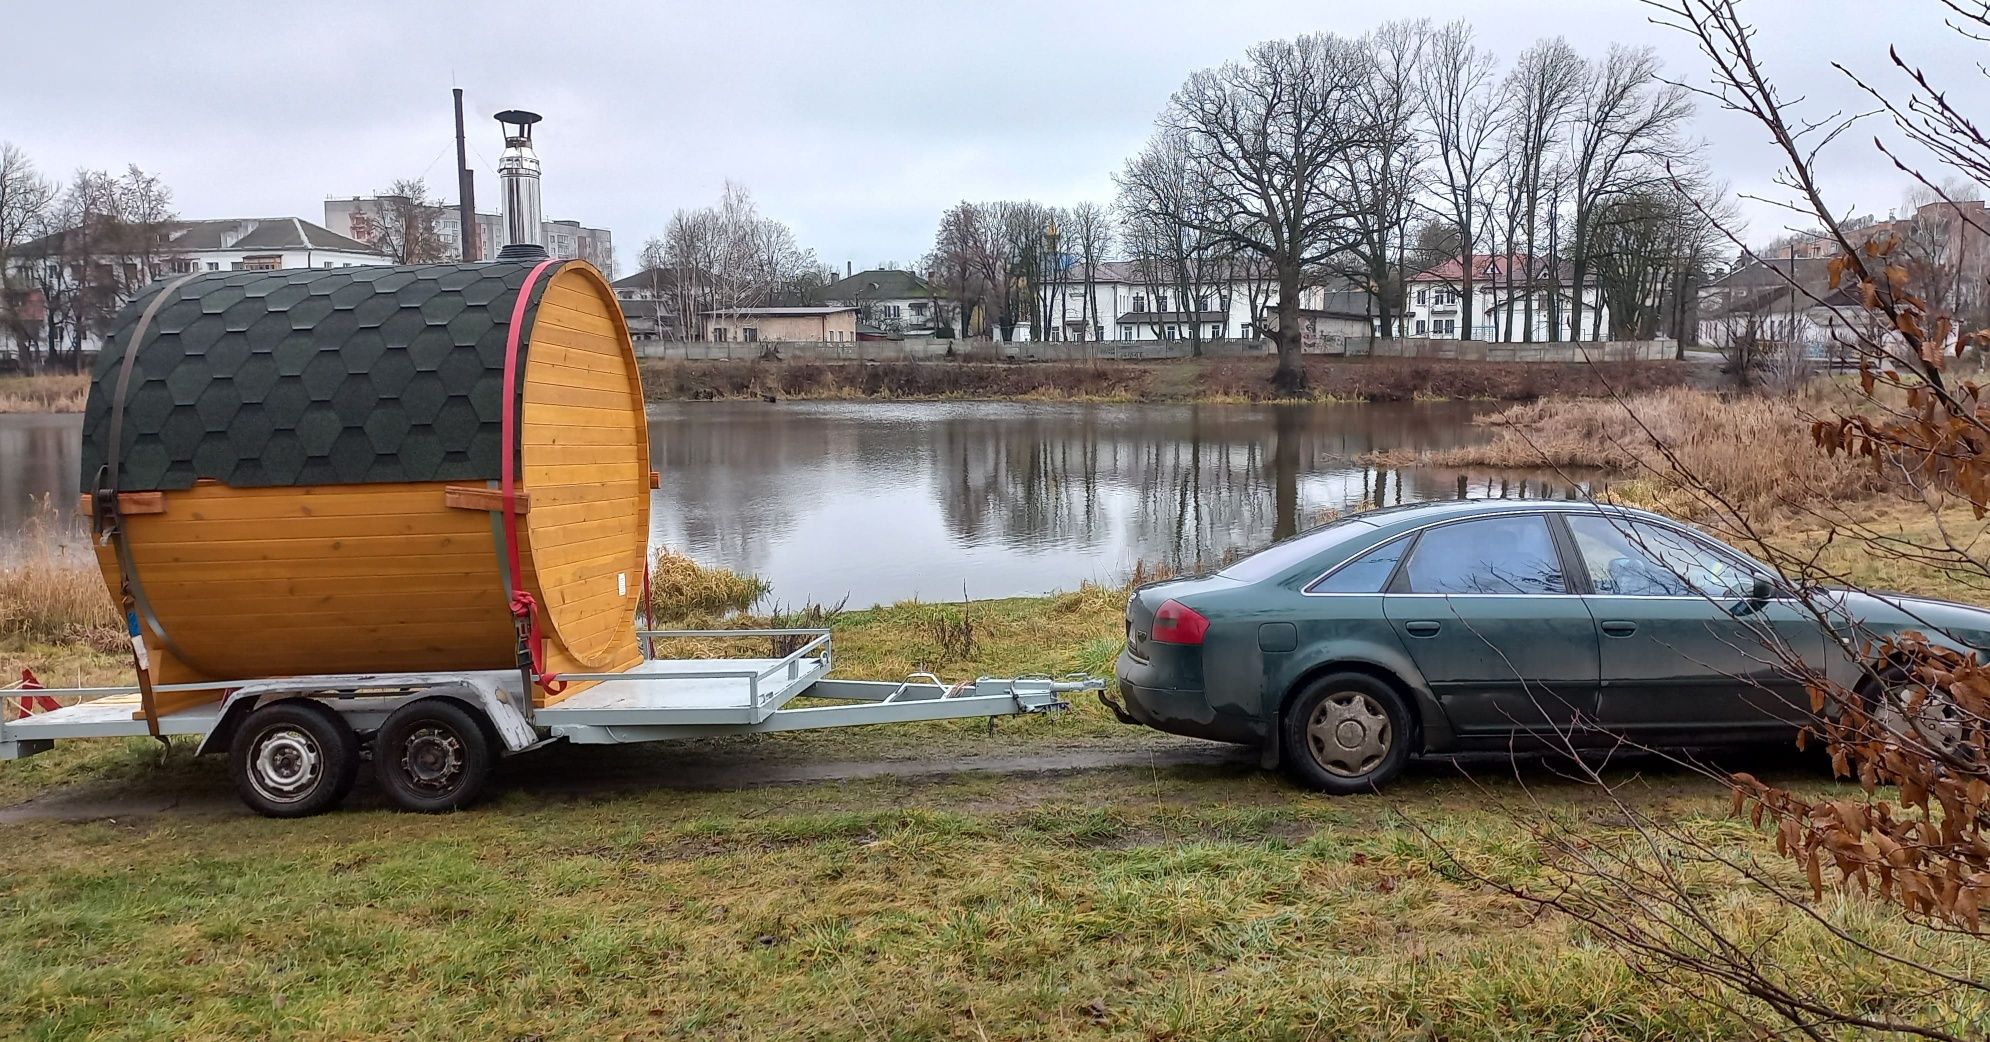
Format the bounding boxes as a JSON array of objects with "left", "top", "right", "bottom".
[
  {"left": 1380, "top": 513, "right": 1602, "bottom": 741},
  {"left": 1561, "top": 513, "right": 1823, "bottom": 738}
]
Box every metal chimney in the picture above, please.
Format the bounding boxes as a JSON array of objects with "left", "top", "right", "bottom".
[{"left": 494, "top": 109, "right": 546, "bottom": 260}]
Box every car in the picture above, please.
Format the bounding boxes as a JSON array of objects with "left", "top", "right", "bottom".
[{"left": 1107, "top": 499, "right": 1990, "bottom": 793}]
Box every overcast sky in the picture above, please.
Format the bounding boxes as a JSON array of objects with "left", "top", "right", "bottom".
[{"left": 6, "top": 0, "right": 1985, "bottom": 275}]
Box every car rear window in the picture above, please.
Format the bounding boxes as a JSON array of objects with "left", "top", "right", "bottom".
[{"left": 1219, "top": 519, "right": 1380, "bottom": 584}]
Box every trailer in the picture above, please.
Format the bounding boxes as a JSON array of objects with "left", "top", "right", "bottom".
[{"left": 1, "top": 629, "right": 1101, "bottom": 816}]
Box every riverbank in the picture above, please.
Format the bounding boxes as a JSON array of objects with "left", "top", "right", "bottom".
[
  {"left": 0, "top": 373, "right": 87, "bottom": 413},
  {"left": 639, "top": 355, "right": 1697, "bottom": 404}
]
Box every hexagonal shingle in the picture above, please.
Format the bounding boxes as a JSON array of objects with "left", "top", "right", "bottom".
[{"left": 78, "top": 260, "right": 602, "bottom": 492}]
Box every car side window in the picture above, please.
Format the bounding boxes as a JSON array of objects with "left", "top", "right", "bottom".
[
  {"left": 1308, "top": 536, "right": 1409, "bottom": 593},
  {"left": 1566, "top": 514, "right": 1753, "bottom": 598},
  {"left": 1396, "top": 515, "right": 1567, "bottom": 595}
]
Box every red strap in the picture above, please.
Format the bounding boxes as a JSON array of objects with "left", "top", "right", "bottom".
[
  {"left": 17, "top": 669, "right": 57, "bottom": 714},
  {"left": 500, "top": 259, "right": 565, "bottom": 693}
]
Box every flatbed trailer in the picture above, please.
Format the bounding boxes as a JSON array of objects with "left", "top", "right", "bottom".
[{"left": 1, "top": 628, "right": 1101, "bottom": 816}]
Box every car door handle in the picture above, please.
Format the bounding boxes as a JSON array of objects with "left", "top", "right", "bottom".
[
  {"left": 1403, "top": 620, "right": 1441, "bottom": 637},
  {"left": 1600, "top": 621, "right": 1638, "bottom": 637}
]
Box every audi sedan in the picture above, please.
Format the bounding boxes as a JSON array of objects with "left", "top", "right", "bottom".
[{"left": 1108, "top": 499, "right": 1990, "bottom": 793}]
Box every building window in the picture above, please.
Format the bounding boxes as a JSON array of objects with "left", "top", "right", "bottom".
[
  {"left": 1133, "top": 295, "right": 1146, "bottom": 312},
  {"left": 1415, "top": 288, "right": 1427, "bottom": 305},
  {"left": 1415, "top": 320, "right": 1428, "bottom": 335},
  {"left": 1241, "top": 322, "right": 1254, "bottom": 340},
  {"left": 206, "top": 262, "right": 220, "bottom": 271},
  {"left": 1164, "top": 325, "right": 1178, "bottom": 340},
  {"left": 743, "top": 327, "right": 758, "bottom": 343},
  {"left": 240, "top": 255, "right": 282, "bottom": 271},
  {"left": 1211, "top": 324, "right": 1223, "bottom": 339},
  {"left": 1157, "top": 293, "right": 1169, "bottom": 311},
  {"left": 714, "top": 327, "right": 728, "bottom": 342}
]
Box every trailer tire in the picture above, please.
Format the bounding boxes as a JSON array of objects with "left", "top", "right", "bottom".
[
  {"left": 229, "top": 701, "right": 360, "bottom": 818},
  {"left": 374, "top": 699, "right": 493, "bottom": 813}
]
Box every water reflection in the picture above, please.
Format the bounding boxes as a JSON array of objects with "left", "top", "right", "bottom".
[
  {"left": 646, "top": 401, "right": 1596, "bottom": 607},
  {"left": 0, "top": 405, "right": 1596, "bottom": 605}
]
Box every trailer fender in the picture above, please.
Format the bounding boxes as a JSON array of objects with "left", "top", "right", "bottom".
[{"left": 194, "top": 675, "right": 538, "bottom": 757}]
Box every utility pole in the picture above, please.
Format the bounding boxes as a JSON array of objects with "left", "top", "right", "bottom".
[{"left": 453, "top": 88, "right": 479, "bottom": 262}]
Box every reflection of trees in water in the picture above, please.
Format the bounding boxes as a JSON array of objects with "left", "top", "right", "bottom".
[{"left": 637, "top": 401, "right": 1604, "bottom": 583}]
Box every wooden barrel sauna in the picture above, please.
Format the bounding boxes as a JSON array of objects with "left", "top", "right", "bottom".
[{"left": 79, "top": 259, "right": 652, "bottom": 715}]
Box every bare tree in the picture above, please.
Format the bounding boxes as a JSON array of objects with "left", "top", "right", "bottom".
[
  {"left": 925, "top": 201, "right": 997, "bottom": 340},
  {"left": 1443, "top": 3, "right": 1990, "bottom": 1036},
  {"left": 1565, "top": 46, "right": 1693, "bottom": 341},
  {"left": 1152, "top": 32, "right": 1379, "bottom": 392},
  {"left": 1343, "top": 20, "right": 1430, "bottom": 340},
  {"left": 1117, "top": 128, "right": 1231, "bottom": 355},
  {"left": 350, "top": 178, "right": 446, "bottom": 264},
  {"left": 1417, "top": 21, "right": 1505, "bottom": 342},
  {"left": 1499, "top": 37, "right": 1585, "bottom": 341},
  {"left": 22, "top": 166, "right": 178, "bottom": 370},
  {"left": 1066, "top": 201, "right": 1114, "bottom": 342},
  {"left": 649, "top": 182, "right": 819, "bottom": 345},
  {"left": 0, "top": 144, "right": 57, "bottom": 367}
]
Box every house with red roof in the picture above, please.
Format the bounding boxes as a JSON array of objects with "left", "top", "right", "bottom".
[{"left": 1404, "top": 254, "right": 1610, "bottom": 341}]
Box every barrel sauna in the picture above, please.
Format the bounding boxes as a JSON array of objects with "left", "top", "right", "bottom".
[{"left": 79, "top": 259, "right": 652, "bottom": 716}]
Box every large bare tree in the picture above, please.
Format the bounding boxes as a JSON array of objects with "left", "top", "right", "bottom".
[
  {"left": 1117, "top": 128, "right": 1232, "bottom": 356},
  {"left": 1417, "top": 20, "right": 1504, "bottom": 342},
  {"left": 1149, "top": 32, "right": 1379, "bottom": 392},
  {"left": 0, "top": 144, "right": 57, "bottom": 366},
  {"left": 1343, "top": 19, "right": 1430, "bottom": 340}
]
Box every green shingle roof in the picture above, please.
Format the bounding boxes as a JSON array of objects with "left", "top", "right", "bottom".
[{"left": 82, "top": 261, "right": 564, "bottom": 492}]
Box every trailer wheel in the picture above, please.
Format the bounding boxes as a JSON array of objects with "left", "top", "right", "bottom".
[
  {"left": 229, "top": 701, "right": 360, "bottom": 818},
  {"left": 373, "top": 699, "right": 493, "bottom": 813}
]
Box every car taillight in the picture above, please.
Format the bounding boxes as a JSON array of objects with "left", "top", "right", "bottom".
[{"left": 1152, "top": 599, "right": 1209, "bottom": 645}]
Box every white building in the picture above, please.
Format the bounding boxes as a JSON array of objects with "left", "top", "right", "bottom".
[
  {"left": 324, "top": 196, "right": 615, "bottom": 274},
  {"left": 4, "top": 217, "right": 388, "bottom": 361},
  {"left": 1403, "top": 254, "right": 1610, "bottom": 341},
  {"left": 1020, "top": 260, "right": 1373, "bottom": 345}
]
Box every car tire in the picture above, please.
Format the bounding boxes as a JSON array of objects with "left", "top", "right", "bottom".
[
  {"left": 1864, "top": 664, "right": 1979, "bottom": 768},
  {"left": 1281, "top": 672, "right": 1413, "bottom": 794},
  {"left": 229, "top": 701, "right": 360, "bottom": 818},
  {"left": 373, "top": 699, "right": 494, "bottom": 813}
]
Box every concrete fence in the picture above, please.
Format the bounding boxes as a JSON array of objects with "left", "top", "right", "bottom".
[{"left": 633, "top": 336, "right": 1677, "bottom": 364}]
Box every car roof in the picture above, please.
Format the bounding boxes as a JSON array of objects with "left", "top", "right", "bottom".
[{"left": 1347, "top": 497, "right": 1672, "bottom": 532}]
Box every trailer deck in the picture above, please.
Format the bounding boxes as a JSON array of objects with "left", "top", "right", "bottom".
[{"left": 1, "top": 629, "right": 1101, "bottom": 814}]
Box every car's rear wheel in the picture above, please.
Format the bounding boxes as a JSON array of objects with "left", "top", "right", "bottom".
[
  {"left": 1869, "top": 665, "right": 1981, "bottom": 768},
  {"left": 1282, "top": 672, "right": 1413, "bottom": 794}
]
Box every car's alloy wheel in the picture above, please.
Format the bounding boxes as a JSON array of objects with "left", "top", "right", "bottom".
[
  {"left": 1282, "top": 672, "right": 1413, "bottom": 794},
  {"left": 1874, "top": 672, "right": 1980, "bottom": 766}
]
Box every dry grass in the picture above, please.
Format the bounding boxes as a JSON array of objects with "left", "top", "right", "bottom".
[
  {"left": 1365, "top": 387, "right": 1883, "bottom": 515},
  {"left": 644, "top": 549, "right": 770, "bottom": 624},
  {"left": 0, "top": 499, "right": 117, "bottom": 649},
  {"left": 0, "top": 372, "right": 88, "bottom": 413}
]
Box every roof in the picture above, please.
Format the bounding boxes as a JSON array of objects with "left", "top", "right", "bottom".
[
  {"left": 165, "top": 218, "right": 381, "bottom": 255},
  {"left": 815, "top": 268, "right": 931, "bottom": 301},
  {"left": 19, "top": 217, "right": 384, "bottom": 259},
  {"left": 1705, "top": 258, "right": 1861, "bottom": 316},
  {"left": 1411, "top": 254, "right": 1581, "bottom": 285},
  {"left": 701, "top": 306, "right": 856, "bottom": 317},
  {"left": 82, "top": 261, "right": 565, "bottom": 492}
]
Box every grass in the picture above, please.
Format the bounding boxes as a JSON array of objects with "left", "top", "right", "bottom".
[
  {"left": 1, "top": 763, "right": 1984, "bottom": 1040},
  {"left": 640, "top": 356, "right": 1696, "bottom": 405},
  {"left": 0, "top": 499, "right": 118, "bottom": 652},
  {"left": 1365, "top": 386, "right": 1884, "bottom": 516},
  {"left": 0, "top": 372, "right": 88, "bottom": 413}
]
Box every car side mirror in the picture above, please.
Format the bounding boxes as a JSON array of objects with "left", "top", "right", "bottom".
[{"left": 1746, "top": 574, "right": 1773, "bottom": 613}]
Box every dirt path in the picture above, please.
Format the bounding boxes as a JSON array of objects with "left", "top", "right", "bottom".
[{"left": 0, "top": 737, "right": 1253, "bottom": 823}]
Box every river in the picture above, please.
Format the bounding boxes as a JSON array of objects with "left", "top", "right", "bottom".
[{"left": 0, "top": 401, "right": 1593, "bottom": 606}]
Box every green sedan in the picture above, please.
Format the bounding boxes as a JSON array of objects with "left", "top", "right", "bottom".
[{"left": 1108, "top": 499, "right": 1990, "bottom": 793}]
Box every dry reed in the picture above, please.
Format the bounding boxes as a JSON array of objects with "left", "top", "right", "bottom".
[
  {"left": 1363, "top": 387, "right": 1883, "bottom": 515},
  {"left": 0, "top": 374, "right": 88, "bottom": 414},
  {"left": 644, "top": 549, "right": 770, "bottom": 625},
  {"left": 0, "top": 498, "right": 118, "bottom": 647}
]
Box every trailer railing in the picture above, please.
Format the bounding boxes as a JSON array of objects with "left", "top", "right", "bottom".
[{"left": 556, "top": 628, "right": 833, "bottom": 710}]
